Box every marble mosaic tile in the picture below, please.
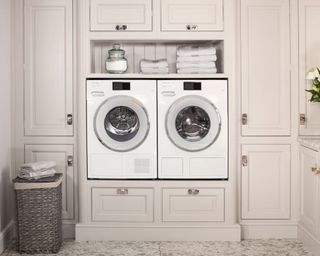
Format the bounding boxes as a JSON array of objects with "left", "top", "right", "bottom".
[{"left": 2, "top": 239, "right": 310, "bottom": 256}]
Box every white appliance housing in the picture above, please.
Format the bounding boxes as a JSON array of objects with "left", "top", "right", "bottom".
[
  {"left": 158, "top": 79, "right": 228, "bottom": 179},
  {"left": 87, "top": 79, "right": 157, "bottom": 179}
]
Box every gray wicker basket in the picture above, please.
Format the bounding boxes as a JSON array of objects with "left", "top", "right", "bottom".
[{"left": 13, "top": 174, "right": 63, "bottom": 254}]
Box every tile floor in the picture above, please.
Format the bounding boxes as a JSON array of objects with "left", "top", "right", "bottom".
[{"left": 2, "top": 239, "right": 311, "bottom": 256}]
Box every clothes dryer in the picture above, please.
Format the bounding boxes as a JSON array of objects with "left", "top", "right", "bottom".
[{"left": 158, "top": 79, "right": 228, "bottom": 179}]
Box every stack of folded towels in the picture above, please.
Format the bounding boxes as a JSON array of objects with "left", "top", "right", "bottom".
[
  {"left": 176, "top": 45, "right": 218, "bottom": 74},
  {"left": 18, "top": 161, "right": 57, "bottom": 180},
  {"left": 140, "top": 59, "right": 169, "bottom": 74}
]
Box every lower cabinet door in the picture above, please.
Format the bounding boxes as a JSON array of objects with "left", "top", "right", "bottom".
[
  {"left": 24, "top": 144, "right": 74, "bottom": 220},
  {"left": 300, "top": 146, "right": 319, "bottom": 237},
  {"left": 241, "top": 144, "right": 291, "bottom": 219},
  {"left": 162, "top": 188, "right": 225, "bottom": 222},
  {"left": 92, "top": 187, "right": 154, "bottom": 222}
]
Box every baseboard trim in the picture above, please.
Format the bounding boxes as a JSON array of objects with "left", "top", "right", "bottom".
[
  {"left": 62, "top": 223, "right": 75, "bottom": 239},
  {"left": 241, "top": 223, "right": 298, "bottom": 239},
  {"left": 76, "top": 224, "right": 241, "bottom": 241},
  {"left": 298, "top": 223, "right": 320, "bottom": 256},
  {"left": 0, "top": 220, "right": 15, "bottom": 254}
]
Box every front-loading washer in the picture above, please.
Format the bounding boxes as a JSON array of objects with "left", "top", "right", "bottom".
[
  {"left": 158, "top": 79, "right": 228, "bottom": 179},
  {"left": 87, "top": 79, "right": 157, "bottom": 179}
]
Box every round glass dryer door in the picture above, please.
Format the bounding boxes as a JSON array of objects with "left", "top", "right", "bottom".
[
  {"left": 94, "top": 95, "right": 149, "bottom": 152},
  {"left": 166, "top": 95, "right": 221, "bottom": 152}
]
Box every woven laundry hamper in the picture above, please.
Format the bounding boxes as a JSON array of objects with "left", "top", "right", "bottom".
[{"left": 13, "top": 173, "right": 63, "bottom": 254}]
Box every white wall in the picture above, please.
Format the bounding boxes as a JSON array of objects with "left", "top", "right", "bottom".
[{"left": 0, "top": 0, "right": 14, "bottom": 252}]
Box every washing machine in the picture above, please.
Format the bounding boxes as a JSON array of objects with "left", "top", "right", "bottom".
[
  {"left": 158, "top": 79, "right": 228, "bottom": 179},
  {"left": 87, "top": 79, "right": 157, "bottom": 179}
]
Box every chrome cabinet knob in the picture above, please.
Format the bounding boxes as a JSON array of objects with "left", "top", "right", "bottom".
[
  {"left": 186, "top": 24, "right": 198, "bottom": 30},
  {"left": 115, "top": 25, "right": 127, "bottom": 31},
  {"left": 188, "top": 188, "right": 200, "bottom": 195},
  {"left": 117, "top": 188, "right": 128, "bottom": 195}
]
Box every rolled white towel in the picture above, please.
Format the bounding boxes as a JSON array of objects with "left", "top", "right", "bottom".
[
  {"left": 177, "top": 67, "right": 218, "bottom": 74},
  {"left": 20, "top": 161, "right": 56, "bottom": 172},
  {"left": 141, "top": 67, "right": 169, "bottom": 74},
  {"left": 177, "top": 54, "right": 217, "bottom": 62},
  {"left": 177, "top": 45, "right": 217, "bottom": 57},
  {"left": 140, "top": 59, "right": 168, "bottom": 69},
  {"left": 176, "top": 61, "right": 216, "bottom": 69},
  {"left": 18, "top": 168, "right": 56, "bottom": 180}
]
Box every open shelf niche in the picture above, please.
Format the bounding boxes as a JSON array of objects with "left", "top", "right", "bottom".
[{"left": 90, "top": 40, "right": 224, "bottom": 75}]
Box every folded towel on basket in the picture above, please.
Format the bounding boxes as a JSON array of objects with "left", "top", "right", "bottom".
[
  {"left": 20, "top": 161, "right": 56, "bottom": 172},
  {"left": 176, "top": 61, "right": 216, "bottom": 69},
  {"left": 18, "top": 168, "right": 56, "bottom": 180},
  {"left": 177, "top": 67, "right": 218, "bottom": 74},
  {"left": 177, "top": 45, "right": 217, "bottom": 57}
]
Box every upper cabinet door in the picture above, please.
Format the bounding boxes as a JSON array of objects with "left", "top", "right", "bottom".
[
  {"left": 161, "top": 0, "right": 223, "bottom": 31},
  {"left": 240, "top": 0, "right": 291, "bottom": 136},
  {"left": 24, "top": 0, "right": 73, "bottom": 136},
  {"left": 299, "top": 0, "right": 320, "bottom": 135},
  {"left": 90, "top": 0, "right": 153, "bottom": 31}
]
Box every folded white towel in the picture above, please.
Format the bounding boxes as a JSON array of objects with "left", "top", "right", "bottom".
[
  {"left": 177, "top": 67, "right": 218, "bottom": 74},
  {"left": 140, "top": 59, "right": 168, "bottom": 69},
  {"left": 176, "top": 61, "right": 216, "bottom": 69},
  {"left": 141, "top": 67, "right": 169, "bottom": 74},
  {"left": 20, "top": 161, "right": 56, "bottom": 172},
  {"left": 18, "top": 168, "right": 56, "bottom": 180},
  {"left": 177, "top": 45, "right": 217, "bottom": 57},
  {"left": 177, "top": 55, "right": 217, "bottom": 62}
]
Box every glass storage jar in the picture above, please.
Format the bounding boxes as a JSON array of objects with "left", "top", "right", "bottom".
[{"left": 106, "top": 44, "right": 128, "bottom": 74}]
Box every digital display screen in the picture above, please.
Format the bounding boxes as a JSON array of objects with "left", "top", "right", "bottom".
[
  {"left": 112, "top": 82, "right": 130, "bottom": 90},
  {"left": 184, "top": 82, "right": 202, "bottom": 90}
]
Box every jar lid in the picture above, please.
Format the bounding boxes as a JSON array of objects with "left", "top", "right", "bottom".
[{"left": 108, "top": 44, "right": 125, "bottom": 58}]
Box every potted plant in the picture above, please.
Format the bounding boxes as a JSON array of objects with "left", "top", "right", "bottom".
[{"left": 306, "top": 67, "right": 320, "bottom": 102}]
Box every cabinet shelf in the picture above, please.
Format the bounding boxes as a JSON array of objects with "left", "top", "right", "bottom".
[
  {"left": 87, "top": 73, "right": 228, "bottom": 79},
  {"left": 90, "top": 40, "right": 224, "bottom": 75}
]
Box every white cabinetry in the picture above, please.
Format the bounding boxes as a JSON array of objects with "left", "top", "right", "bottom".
[
  {"left": 24, "top": 144, "right": 75, "bottom": 220},
  {"left": 92, "top": 187, "right": 154, "bottom": 222},
  {"left": 241, "top": 145, "right": 291, "bottom": 219},
  {"left": 298, "top": 144, "right": 320, "bottom": 254},
  {"left": 299, "top": 145, "right": 319, "bottom": 237},
  {"left": 299, "top": 0, "right": 320, "bottom": 135},
  {"left": 160, "top": 0, "right": 223, "bottom": 31},
  {"left": 162, "top": 188, "right": 225, "bottom": 222},
  {"left": 90, "top": 0, "right": 153, "bottom": 31},
  {"left": 240, "top": 0, "right": 290, "bottom": 136},
  {"left": 24, "top": 0, "right": 73, "bottom": 136}
]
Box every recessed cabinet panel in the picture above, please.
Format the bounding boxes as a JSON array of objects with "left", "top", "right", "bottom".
[
  {"left": 92, "top": 188, "right": 154, "bottom": 222},
  {"left": 161, "top": 0, "right": 223, "bottom": 31},
  {"left": 90, "top": 0, "right": 152, "bottom": 31},
  {"left": 162, "top": 188, "right": 225, "bottom": 222},
  {"left": 241, "top": 0, "right": 290, "bottom": 136},
  {"left": 24, "top": 144, "right": 74, "bottom": 220},
  {"left": 300, "top": 146, "right": 319, "bottom": 237},
  {"left": 241, "top": 145, "right": 290, "bottom": 219},
  {"left": 299, "top": 0, "right": 320, "bottom": 135},
  {"left": 24, "top": 0, "right": 73, "bottom": 136}
]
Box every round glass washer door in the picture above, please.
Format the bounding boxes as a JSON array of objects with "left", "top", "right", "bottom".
[
  {"left": 166, "top": 95, "right": 221, "bottom": 152},
  {"left": 94, "top": 95, "right": 150, "bottom": 152}
]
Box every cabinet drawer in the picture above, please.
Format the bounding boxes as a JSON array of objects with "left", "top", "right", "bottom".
[
  {"left": 161, "top": 0, "right": 223, "bottom": 31},
  {"left": 90, "top": 0, "right": 152, "bottom": 31},
  {"left": 162, "top": 188, "right": 225, "bottom": 222},
  {"left": 92, "top": 187, "right": 154, "bottom": 222}
]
